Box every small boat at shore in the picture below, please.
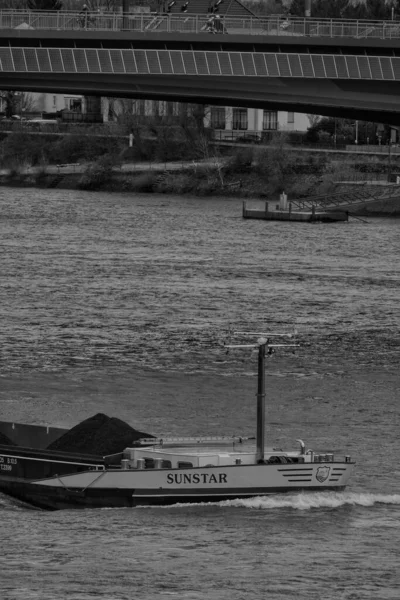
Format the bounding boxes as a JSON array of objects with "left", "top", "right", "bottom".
[
  {"left": 0, "top": 336, "right": 355, "bottom": 510},
  {"left": 242, "top": 201, "right": 348, "bottom": 223}
]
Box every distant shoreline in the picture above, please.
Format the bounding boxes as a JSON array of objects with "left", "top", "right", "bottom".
[{"left": 1, "top": 164, "right": 400, "bottom": 217}]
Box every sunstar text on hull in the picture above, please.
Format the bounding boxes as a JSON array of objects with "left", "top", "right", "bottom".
[{"left": 166, "top": 473, "right": 228, "bottom": 485}]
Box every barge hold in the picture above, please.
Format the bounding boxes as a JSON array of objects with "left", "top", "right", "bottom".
[
  {"left": 0, "top": 336, "right": 355, "bottom": 510},
  {"left": 243, "top": 201, "right": 348, "bottom": 223}
]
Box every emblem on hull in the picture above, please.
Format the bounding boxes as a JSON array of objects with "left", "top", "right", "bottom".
[{"left": 316, "top": 466, "right": 330, "bottom": 483}]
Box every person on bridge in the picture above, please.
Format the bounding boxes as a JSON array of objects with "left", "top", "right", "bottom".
[
  {"left": 181, "top": 1, "right": 189, "bottom": 12},
  {"left": 79, "top": 4, "right": 90, "bottom": 29},
  {"left": 206, "top": 14, "right": 216, "bottom": 33},
  {"left": 214, "top": 14, "right": 224, "bottom": 33}
]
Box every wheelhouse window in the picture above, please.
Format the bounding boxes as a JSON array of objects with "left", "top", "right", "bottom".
[
  {"left": 263, "top": 111, "right": 278, "bottom": 130},
  {"left": 232, "top": 108, "right": 248, "bottom": 130},
  {"left": 178, "top": 461, "right": 193, "bottom": 469},
  {"left": 210, "top": 107, "right": 226, "bottom": 129}
]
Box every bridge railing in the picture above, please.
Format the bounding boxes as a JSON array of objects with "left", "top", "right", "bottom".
[{"left": 1, "top": 10, "right": 400, "bottom": 39}]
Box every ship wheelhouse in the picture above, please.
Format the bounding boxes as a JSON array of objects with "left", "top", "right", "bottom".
[{"left": 119, "top": 437, "right": 320, "bottom": 471}]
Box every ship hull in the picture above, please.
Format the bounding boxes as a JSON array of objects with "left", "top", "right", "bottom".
[
  {"left": 1, "top": 479, "right": 348, "bottom": 511},
  {"left": 0, "top": 459, "right": 355, "bottom": 510}
]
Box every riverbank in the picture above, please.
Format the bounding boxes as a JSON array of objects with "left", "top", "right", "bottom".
[
  {"left": 0, "top": 160, "right": 253, "bottom": 197},
  {"left": 1, "top": 156, "right": 400, "bottom": 215}
]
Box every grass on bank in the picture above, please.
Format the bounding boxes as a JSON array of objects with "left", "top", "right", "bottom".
[{"left": 0, "top": 129, "right": 396, "bottom": 197}]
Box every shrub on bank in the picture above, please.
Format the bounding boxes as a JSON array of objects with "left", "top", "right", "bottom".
[
  {"left": 224, "top": 148, "right": 254, "bottom": 174},
  {"left": 156, "top": 172, "right": 195, "bottom": 194},
  {"left": 4, "top": 165, "right": 23, "bottom": 182},
  {"left": 128, "top": 172, "right": 158, "bottom": 192},
  {"left": 78, "top": 155, "right": 120, "bottom": 190},
  {"left": 34, "top": 164, "right": 49, "bottom": 185},
  {"left": 52, "top": 135, "right": 123, "bottom": 164},
  {"left": 119, "top": 146, "right": 144, "bottom": 162},
  {"left": 0, "top": 133, "right": 52, "bottom": 167}
]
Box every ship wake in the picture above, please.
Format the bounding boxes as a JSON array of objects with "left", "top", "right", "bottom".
[{"left": 165, "top": 491, "right": 400, "bottom": 511}]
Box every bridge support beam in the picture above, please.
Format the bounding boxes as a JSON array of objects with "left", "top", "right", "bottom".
[{"left": 1, "top": 71, "right": 400, "bottom": 127}]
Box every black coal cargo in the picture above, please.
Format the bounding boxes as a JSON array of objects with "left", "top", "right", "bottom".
[{"left": 47, "top": 413, "right": 153, "bottom": 456}]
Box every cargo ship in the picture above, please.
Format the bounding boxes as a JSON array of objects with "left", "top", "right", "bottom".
[{"left": 0, "top": 336, "right": 355, "bottom": 510}]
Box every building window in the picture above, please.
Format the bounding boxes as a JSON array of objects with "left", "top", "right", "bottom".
[
  {"left": 65, "top": 98, "right": 82, "bottom": 112},
  {"left": 53, "top": 95, "right": 57, "bottom": 107},
  {"left": 287, "top": 112, "right": 294, "bottom": 124},
  {"left": 232, "top": 108, "right": 248, "bottom": 130},
  {"left": 263, "top": 111, "right": 278, "bottom": 130},
  {"left": 210, "top": 107, "right": 226, "bottom": 129}
]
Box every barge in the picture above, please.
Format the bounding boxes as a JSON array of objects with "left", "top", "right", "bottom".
[{"left": 0, "top": 336, "right": 355, "bottom": 510}]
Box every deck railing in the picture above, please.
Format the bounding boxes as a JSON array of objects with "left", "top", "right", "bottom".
[{"left": 1, "top": 10, "right": 400, "bottom": 39}]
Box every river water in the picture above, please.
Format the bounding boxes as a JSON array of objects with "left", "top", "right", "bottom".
[{"left": 0, "top": 187, "right": 399, "bottom": 600}]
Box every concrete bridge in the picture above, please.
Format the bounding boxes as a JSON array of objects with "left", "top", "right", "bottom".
[{"left": 1, "top": 10, "right": 400, "bottom": 124}]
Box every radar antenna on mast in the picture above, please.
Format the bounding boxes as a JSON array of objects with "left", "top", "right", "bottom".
[{"left": 224, "top": 331, "right": 300, "bottom": 464}]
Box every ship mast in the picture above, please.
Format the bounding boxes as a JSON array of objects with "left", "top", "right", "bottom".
[
  {"left": 226, "top": 333, "right": 299, "bottom": 464},
  {"left": 256, "top": 342, "right": 266, "bottom": 463}
]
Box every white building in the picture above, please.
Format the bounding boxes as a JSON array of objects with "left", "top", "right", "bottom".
[
  {"left": 33, "top": 93, "right": 84, "bottom": 114},
  {"left": 0, "top": 92, "right": 84, "bottom": 116},
  {"left": 1, "top": 92, "right": 312, "bottom": 136},
  {"left": 103, "top": 99, "right": 311, "bottom": 136},
  {"left": 207, "top": 106, "right": 310, "bottom": 140}
]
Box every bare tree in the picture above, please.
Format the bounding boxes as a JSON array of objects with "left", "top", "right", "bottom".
[
  {"left": 0, "top": 91, "right": 37, "bottom": 117},
  {"left": 0, "top": 92, "right": 16, "bottom": 118},
  {"left": 0, "top": 0, "right": 27, "bottom": 8},
  {"left": 307, "top": 114, "right": 321, "bottom": 128},
  {"left": 87, "top": 0, "right": 119, "bottom": 10},
  {"left": 20, "top": 92, "right": 37, "bottom": 114}
]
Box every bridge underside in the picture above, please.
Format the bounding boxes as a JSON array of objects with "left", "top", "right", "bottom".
[{"left": 1, "top": 73, "right": 400, "bottom": 125}]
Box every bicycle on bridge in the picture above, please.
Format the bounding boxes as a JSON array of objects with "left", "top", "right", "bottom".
[{"left": 74, "top": 5, "right": 96, "bottom": 29}]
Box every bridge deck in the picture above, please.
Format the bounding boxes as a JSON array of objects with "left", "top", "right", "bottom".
[
  {"left": 1, "top": 11, "right": 400, "bottom": 125},
  {"left": 1, "top": 10, "right": 400, "bottom": 41}
]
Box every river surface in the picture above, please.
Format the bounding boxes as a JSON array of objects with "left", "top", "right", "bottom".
[{"left": 0, "top": 187, "right": 399, "bottom": 600}]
